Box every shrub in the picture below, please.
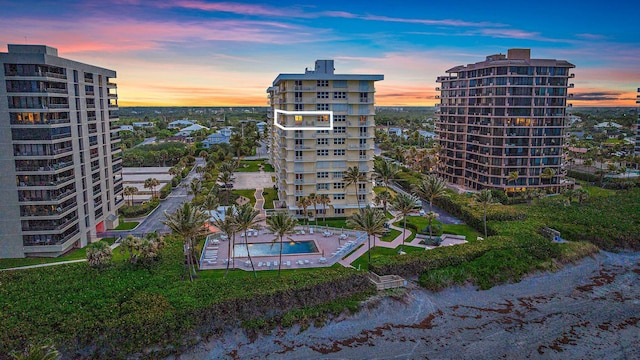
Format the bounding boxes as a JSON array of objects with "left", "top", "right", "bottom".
[
  {"left": 118, "top": 198, "right": 160, "bottom": 218},
  {"left": 567, "top": 170, "right": 599, "bottom": 183},
  {"left": 159, "top": 183, "right": 172, "bottom": 199},
  {"left": 86, "top": 241, "right": 113, "bottom": 269}
]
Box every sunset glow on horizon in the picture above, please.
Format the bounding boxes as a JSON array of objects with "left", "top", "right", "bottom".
[{"left": 2, "top": 0, "right": 639, "bottom": 107}]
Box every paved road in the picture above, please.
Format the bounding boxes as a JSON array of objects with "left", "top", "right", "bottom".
[
  {"left": 133, "top": 136, "right": 156, "bottom": 148},
  {"left": 99, "top": 158, "right": 204, "bottom": 238}
]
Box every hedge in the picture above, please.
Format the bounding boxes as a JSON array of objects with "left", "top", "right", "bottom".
[
  {"left": 118, "top": 198, "right": 160, "bottom": 218},
  {"left": 159, "top": 183, "right": 172, "bottom": 199},
  {"left": 567, "top": 169, "right": 599, "bottom": 183}
]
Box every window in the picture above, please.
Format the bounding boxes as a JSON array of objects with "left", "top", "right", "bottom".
[
  {"left": 317, "top": 80, "right": 329, "bottom": 87},
  {"left": 295, "top": 115, "right": 302, "bottom": 124},
  {"left": 333, "top": 80, "right": 347, "bottom": 88},
  {"left": 335, "top": 208, "right": 344, "bottom": 215},
  {"left": 359, "top": 116, "right": 367, "bottom": 124},
  {"left": 317, "top": 129, "right": 329, "bottom": 134},
  {"left": 333, "top": 182, "right": 345, "bottom": 189},
  {"left": 333, "top": 149, "right": 345, "bottom": 156},
  {"left": 333, "top": 194, "right": 345, "bottom": 200},
  {"left": 295, "top": 151, "right": 303, "bottom": 160},
  {"left": 332, "top": 171, "right": 344, "bottom": 179},
  {"left": 294, "top": 92, "right": 302, "bottom": 101},
  {"left": 316, "top": 183, "right": 329, "bottom": 190},
  {"left": 360, "top": 92, "right": 369, "bottom": 102},
  {"left": 317, "top": 149, "right": 329, "bottom": 156},
  {"left": 316, "top": 103, "right": 329, "bottom": 111},
  {"left": 334, "top": 138, "right": 345, "bottom": 145},
  {"left": 317, "top": 138, "right": 328, "bottom": 145},
  {"left": 295, "top": 104, "right": 303, "bottom": 111},
  {"left": 295, "top": 173, "right": 304, "bottom": 180},
  {"left": 334, "top": 115, "right": 346, "bottom": 122},
  {"left": 295, "top": 80, "right": 302, "bottom": 87},
  {"left": 333, "top": 91, "right": 346, "bottom": 99},
  {"left": 317, "top": 115, "right": 329, "bottom": 123},
  {"left": 358, "top": 194, "right": 366, "bottom": 201},
  {"left": 317, "top": 91, "right": 329, "bottom": 99},
  {"left": 334, "top": 126, "right": 345, "bottom": 134},
  {"left": 317, "top": 172, "right": 328, "bottom": 178}
]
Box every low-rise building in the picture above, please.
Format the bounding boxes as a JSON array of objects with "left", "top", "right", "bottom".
[
  {"left": 168, "top": 119, "right": 195, "bottom": 129},
  {"left": 175, "top": 123, "right": 209, "bottom": 137}
]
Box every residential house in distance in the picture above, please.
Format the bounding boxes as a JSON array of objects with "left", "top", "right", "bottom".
[
  {"left": 256, "top": 121, "right": 268, "bottom": 134},
  {"left": 0, "top": 44, "right": 124, "bottom": 258},
  {"left": 202, "top": 127, "right": 233, "bottom": 148},
  {"left": 267, "top": 59, "right": 383, "bottom": 217},
  {"left": 119, "top": 125, "right": 134, "bottom": 131},
  {"left": 388, "top": 127, "right": 403, "bottom": 136},
  {"left": 175, "top": 123, "right": 209, "bottom": 137},
  {"left": 132, "top": 121, "right": 154, "bottom": 128},
  {"left": 435, "top": 48, "right": 575, "bottom": 192},
  {"left": 167, "top": 119, "right": 195, "bottom": 129}
]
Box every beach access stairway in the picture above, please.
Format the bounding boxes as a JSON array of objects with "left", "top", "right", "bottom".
[{"left": 367, "top": 272, "right": 406, "bottom": 291}]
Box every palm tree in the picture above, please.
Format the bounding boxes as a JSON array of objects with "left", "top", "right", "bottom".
[
  {"left": 162, "top": 202, "right": 210, "bottom": 281},
  {"left": 346, "top": 206, "right": 387, "bottom": 264},
  {"left": 308, "top": 193, "right": 319, "bottom": 225},
  {"left": 540, "top": 168, "right": 556, "bottom": 185},
  {"left": 316, "top": 194, "right": 331, "bottom": 222},
  {"left": 390, "top": 193, "right": 419, "bottom": 252},
  {"left": 473, "top": 190, "right": 496, "bottom": 238},
  {"left": 575, "top": 188, "right": 589, "bottom": 204},
  {"left": 188, "top": 178, "right": 202, "bottom": 197},
  {"left": 217, "top": 171, "right": 233, "bottom": 205},
  {"left": 373, "top": 158, "right": 399, "bottom": 191},
  {"left": 266, "top": 212, "right": 298, "bottom": 278},
  {"left": 210, "top": 210, "right": 237, "bottom": 277},
  {"left": 234, "top": 203, "right": 261, "bottom": 278},
  {"left": 202, "top": 193, "right": 220, "bottom": 213},
  {"left": 423, "top": 211, "right": 439, "bottom": 243},
  {"left": 86, "top": 241, "right": 113, "bottom": 269},
  {"left": 123, "top": 186, "right": 138, "bottom": 206},
  {"left": 296, "top": 196, "right": 312, "bottom": 226},
  {"left": 343, "top": 166, "right": 367, "bottom": 208},
  {"left": 220, "top": 160, "right": 239, "bottom": 174},
  {"left": 198, "top": 150, "right": 209, "bottom": 160},
  {"left": 373, "top": 190, "right": 393, "bottom": 215},
  {"left": 506, "top": 171, "right": 519, "bottom": 196},
  {"left": 412, "top": 175, "right": 449, "bottom": 212}
]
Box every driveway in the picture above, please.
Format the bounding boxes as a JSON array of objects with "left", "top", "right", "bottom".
[{"left": 233, "top": 171, "right": 274, "bottom": 190}]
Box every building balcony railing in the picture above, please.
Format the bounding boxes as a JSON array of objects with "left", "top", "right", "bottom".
[{"left": 22, "top": 216, "right": 78, "bottom": 232}]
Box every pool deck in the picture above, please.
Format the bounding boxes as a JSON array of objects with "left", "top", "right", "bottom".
[{"left": 199, "top": 226, "right": 367, "bottom": 271}]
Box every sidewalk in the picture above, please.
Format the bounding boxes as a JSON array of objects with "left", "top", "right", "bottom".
[{"left": 1, "top": 241, "right": 121, "bottom": 272}]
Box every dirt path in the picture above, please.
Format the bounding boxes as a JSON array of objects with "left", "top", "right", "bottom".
[{"left": 175, "top": 251, "right": 640, "bottom": 359}]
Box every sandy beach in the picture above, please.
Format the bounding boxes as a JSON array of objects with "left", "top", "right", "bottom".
[{"left": 176, "top": 251, "right": 640, "bottom": 359}]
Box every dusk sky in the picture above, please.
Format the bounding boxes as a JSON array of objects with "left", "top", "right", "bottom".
[{"left": 2, "top": 0, "right": 639, "bottom": 107}]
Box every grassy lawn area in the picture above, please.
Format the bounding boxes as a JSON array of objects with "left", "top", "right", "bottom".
[
  {"left": 0, "top": 237, "right": 118, "bottom": 270},
  {"left": 351, "top": 245, "right": 424, "bottom": 270},
  {"left": 392, "top": 216, "right": 480, "bottom": 241},
  {"left": 237, "top": 160, "right": 274, "bottom": 172},
  {"left": 232, "top": 189, "right": 257, "bottom": 205},
  {"left": 373, "top": 186, "right": 397, "bottom": 197},
  {"left": 114, "top": 221, "right": 139, "bottom": 231},
  {"left": 262, "top": 188, "right": 278, "bottom": 209},
  {"left": 380, "top": 228, "right": 401, "bottom": 242},
  {"left": 302, "top": 217, "right": 352, "bottom": 229}
]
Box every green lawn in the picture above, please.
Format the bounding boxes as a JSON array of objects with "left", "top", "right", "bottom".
[
  {"left": 351, "top": 245, "right": 424, "bottom": 270},
  {"left": 380, "top": 228, "right": 401, "bottom": 242},
  {"left": 114, "top": 221, "right": 139, "bottom": 231},
  {"left": 261, "top": 188, "right": 278, "bottom": 209},
  {"left": 237, "top": 160, "right": 274, "bottom": 172},
  {"left": 232, "top": 189, "right": 257, "bottom": 205},
  {"left": 0, "top": 237, "right": 118, "bottom": 270},
  {"left": 373, "top": 186, "right": 397, "bottom": 197},
  {"left": 393, "top": 216, "right": 480, "bottom": 241},
  {"left": 301, "top": 217, "right": 352, "bottom": 229}
]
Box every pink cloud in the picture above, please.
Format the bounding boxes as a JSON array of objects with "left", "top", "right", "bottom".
[{"left": 167, "top": 0, "right": 292, "bottom": 17}]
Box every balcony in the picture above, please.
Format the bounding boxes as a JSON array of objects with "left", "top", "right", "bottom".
[
  {"left": 22, "top": 215, "right": 78, "bottom": 233},
  {"left": 23, "top": 228, "right": 79, "bottom": 250},
  {"left": 20, "top": 202, "right": 76, "bottom": 218}
]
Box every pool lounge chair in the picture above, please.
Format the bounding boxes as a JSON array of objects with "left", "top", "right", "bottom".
[
  {"left": 304, "top": 259, "right": 310, "bottom": 264},
  {"left": 266, "top": 261, "right": 271, "bottom": 267},
  {"left": 273, "top": 260, "right": 278, "bottom": 267},
  {"left": 258, "top": 261, "right": 263, "bottom": 267},
  {"left": 285, "top": 261, "right": 291, "bottom": 266}
]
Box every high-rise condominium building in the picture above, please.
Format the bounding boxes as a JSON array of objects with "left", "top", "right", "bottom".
[
  {"left": 0, "top": 45, "right": 124, "bottom": 258},
  {"left": 267, "top": 60, "right": 383, "bottom": 217},
  {"left": 435, "top": 49, "right": 575, "bottom": 192}
]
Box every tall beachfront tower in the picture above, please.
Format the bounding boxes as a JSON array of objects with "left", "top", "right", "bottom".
[
  {"left": 267, "top": 60, "right": 383, "bottom": 218},
  {"left": 435, "top": 49, "right": 575, "bottom": 192},
  {"left": 0, "top": 45, "right": 124, "bottom": 258}
]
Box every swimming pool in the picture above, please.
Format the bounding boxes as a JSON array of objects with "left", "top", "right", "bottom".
[{"left": 233, "top": 240, "right": 319, "bottom": 257}]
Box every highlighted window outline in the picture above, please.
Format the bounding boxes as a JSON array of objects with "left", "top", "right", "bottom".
[{"left": 273, "top": 109, "right": 334, "bottom": 131}]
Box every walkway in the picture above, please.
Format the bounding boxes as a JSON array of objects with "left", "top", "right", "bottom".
[
  {"left": 1, "top": 240, "right": 122, "bottom": 272},
  {"left": 338, "top": 213, "right": 418, "bottom": 268},
  {"left": 254, "top": 188, "right": 266, "bottom": 220}
]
